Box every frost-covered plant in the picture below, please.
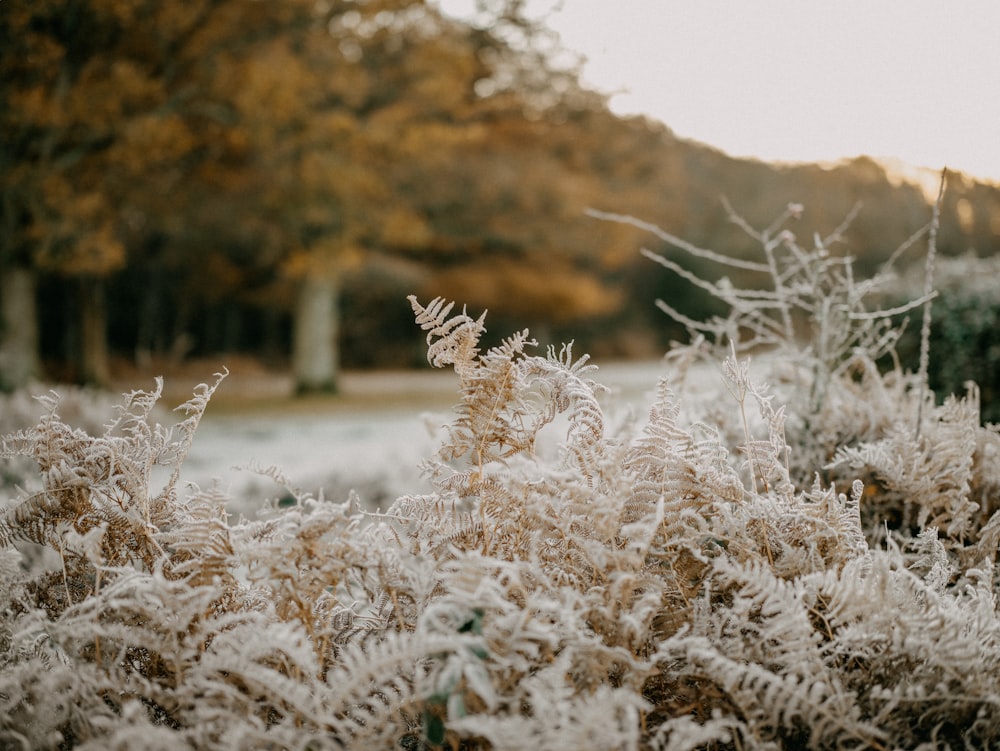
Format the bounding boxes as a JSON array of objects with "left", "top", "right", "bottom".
[
  {"left": 590, "top": 181, "right": 999, "bottom": 544},
  {"left": 2, "top": 279, "right": 1000, "bottom": 751},
  {"left": 589, "top": 199, "right": 935, "bottom": 427},
  {"left": 0, "top": 386, "right": 124, "bottom": 494}
]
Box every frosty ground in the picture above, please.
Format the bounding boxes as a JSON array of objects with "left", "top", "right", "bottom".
[{"left": 171, "top": 359, "right": 675, "bottom": 517}]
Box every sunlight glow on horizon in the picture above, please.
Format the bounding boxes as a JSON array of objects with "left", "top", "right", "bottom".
[{"left": 441, "top": 1, "right": 1000, "bottom": 184}]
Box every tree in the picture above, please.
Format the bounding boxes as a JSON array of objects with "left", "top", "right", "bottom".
[
  {"left": 0, "top": 268, "right": 41, "bottom": 390},
  {"left": 262, "top": 0, "right": 604, "bottom": 390},
  {"left": 0, "top": 1, "right": 193, "bottom": 385},
  {"left": 158, "top": 0, "right": 605, "bottom": 391},
  {"left": 2, "top": 0, "right": 606, "bottom": 391}
]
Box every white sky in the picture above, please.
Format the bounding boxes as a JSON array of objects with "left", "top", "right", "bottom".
[{"left": 440, "top": 1, "right": 1000, "bottom": 183}]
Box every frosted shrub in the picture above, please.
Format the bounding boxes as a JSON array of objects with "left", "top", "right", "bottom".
[{"left": 590, "top": 197, "right": 938, "bottom": 479}]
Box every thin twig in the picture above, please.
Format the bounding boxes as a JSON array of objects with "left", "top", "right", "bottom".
[
  {"left": 722, "top": 197, "right": 797, "bottom": 340},
  {"left": 587, "top": 208, "right": 771, "bottom": 272},
  {"left": 914, "top": 168, "right": 947, "bottom": 440},
  {"left": 848, "top": 291, "right": 937, "bottom": 320},
  {"left": 822, "top": 201, "right": 863, "bottom": 248}
]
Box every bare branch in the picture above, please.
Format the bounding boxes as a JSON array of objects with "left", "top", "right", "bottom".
[
  {"left": 915, "top": 168, "right": 948, "bottom": 439},
  {"left": 587, "top": 208, "right": 770, "bottom": 272}
]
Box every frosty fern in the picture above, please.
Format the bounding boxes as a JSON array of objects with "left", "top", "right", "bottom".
[{"left": 2, "top": 200, "right": 1000, "bottom": 749}]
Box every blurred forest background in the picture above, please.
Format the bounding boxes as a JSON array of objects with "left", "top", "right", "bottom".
[{"left": 3, "top": 0, "right": 999, "bottom": 397}]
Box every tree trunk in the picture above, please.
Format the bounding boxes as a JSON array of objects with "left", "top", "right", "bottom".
[
  {"left": 79, "top": 277, "right": 110, "bottom": 386},
  {"left": 292, "top": 275, "right": 339, "bottom": 394},
  {"left": 0, "top": 266, "right": 42, "bottom": 390}
]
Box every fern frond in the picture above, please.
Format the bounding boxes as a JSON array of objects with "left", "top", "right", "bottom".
[
  {"left": 710, "top": 557, "right": 829, "bottom": 679},
  {"left": 321, "top": 629, "right": 462, "bottom": 744},
  {"left": 450, "top": 652, "right": 646, "bottom": 751},
  {"left": 623, "top": 379, "right": 741, "bottom": 531},
  {"left": 408, "top": 295, "right": 486, "bottom": 376},
  {"left": 157, "top": 483, "right": 237, "bottom": 588},
  {"left": 830, "top": 387, "right": 980, "bottom": 541},
  {"left": 521, "top": 343, "right": 608, "bottom": 483},
  {"left": 445, "top": 335, "right": 536, "bottom": 467},
  {"left": 412, "top": 297, "right": 609, "bottom": 486},
  {"left": 663, "top": 635, "right": 886, "bottom": 749},
  {"left": 156, "top": 370, "right": 228, "bottom": 506}
]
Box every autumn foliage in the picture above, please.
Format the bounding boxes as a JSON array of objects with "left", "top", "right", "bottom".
[{"left": 3, "top": 0, "right": 1000, "bottom": 391}]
